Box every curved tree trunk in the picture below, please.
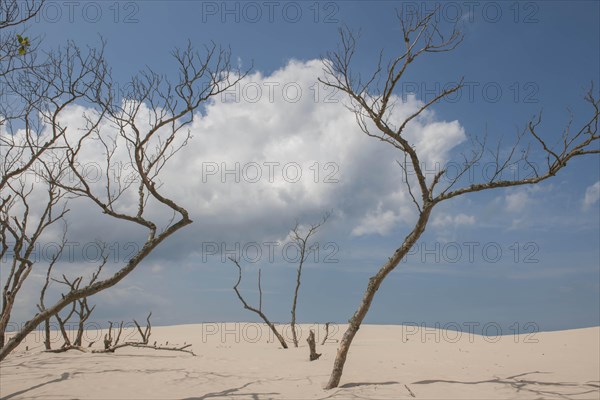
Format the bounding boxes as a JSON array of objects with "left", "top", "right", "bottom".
[{"left": 325, "top": 206, "right": 432, "bottom": 389}]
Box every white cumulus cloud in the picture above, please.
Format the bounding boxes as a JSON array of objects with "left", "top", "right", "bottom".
[{"left": 2, "top": 59, "right": 468, "bottom": 262}]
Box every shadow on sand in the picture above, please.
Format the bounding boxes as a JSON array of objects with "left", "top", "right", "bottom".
[
  {"left": 182, "top": 381, "right": 279, "bottom": 399},
  {"left": 339, "top": 381, "right": 399, "bottom": 388},
  {"left": 1, "top": 372, "right": 71, "bottom": 400},
  {"left": 412, "top": 371, "right": 600, "bottom": 399}
]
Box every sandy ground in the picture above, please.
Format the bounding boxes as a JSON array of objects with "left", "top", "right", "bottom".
[{"left": 0, "top": 323, "right": 598, "bottom": 399}]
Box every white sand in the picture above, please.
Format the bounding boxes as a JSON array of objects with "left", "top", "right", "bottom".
[{"left": 1, "top": 324, "right": 598, "bottom": 399}]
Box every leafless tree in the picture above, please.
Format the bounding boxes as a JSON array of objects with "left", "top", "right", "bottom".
[
  {"left": 1, "top": 33, "right": 106, "bottom": 350},
  {"left": 0, "top": 37, "right": 248, "bottom": 360},
  {"left": 228, "top": 215, "right": 329, "bottom": 349},
  {"left": 229, "top": 258, "right": 288, "bottom": 349},
  {"left": 290, "top": 214, "right": 329, "bottom": 348},
  {"left": 320, "top": 10, "right": 599, "bottom": 389},
  {"left": 0, "top": 178, "right": 68, "bottom": 349},
  {"left": 0, "top": 2, "right": 112, "bottom": 356}
]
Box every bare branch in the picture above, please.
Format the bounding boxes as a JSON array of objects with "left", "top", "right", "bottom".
[
  {"left": 319, "top": 12, "right": 464, "bottom": 208},
  {"left": 133, "top": 312, "right": 152, "bottom": 344},
  {"left": 229, "top": 257, "right": 288, "bottom": 349},
  {"left": 434, "top": 93, "right": 599, "bottom": 204}
]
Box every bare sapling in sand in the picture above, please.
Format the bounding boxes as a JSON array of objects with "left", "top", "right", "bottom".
[
  {"left": 229, "top": 215, "right": 329, "bottom": 350},
  {"left": 289, "top": 213, "right": 329, "bottom": 348}
]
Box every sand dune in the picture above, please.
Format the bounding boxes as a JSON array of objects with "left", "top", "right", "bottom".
[{"left": 1, "top": 324, "right": 598, "bottom": 399}]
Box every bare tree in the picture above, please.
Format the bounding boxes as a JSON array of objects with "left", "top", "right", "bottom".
[
  {"left": 320, "top": 10, "right": 599, "bottom": 389},
  {"left": 1, "top": 35, "right": 106, "bottom": 350},
  {"left": 228, "top": 215, "right": 329, "bottom": 349},
  {"left": 0, "top": 1, "right": 111, "bottom": 356},
  {"left": 0, "top": 38, "right": 248, "bottom": 360},
  {"left": 229, "top": 258, "right": 288, "bottom": 349},
  {"left": 0, "top": 178, "right": 68, "bottom": 348},
  {"left": 1, "top": 4, "right": 114, "bottom": 351},
  {"left": 290, "top": 214, "right": 329, "bottom": 348}
]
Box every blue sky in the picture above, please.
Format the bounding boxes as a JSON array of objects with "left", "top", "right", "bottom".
[{"left": 6, "top": 1, "right": 599, "bottom": 334}]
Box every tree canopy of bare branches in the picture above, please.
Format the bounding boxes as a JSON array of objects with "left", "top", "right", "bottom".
[
  {"left": 0, "top": 1, "right": 42, "bottom": 73},
  {"left": 0, "top": 14, "right": 248, "bottom": 359},
  {"left": 320, "top": 10, "right": 599, "bottom": 389}
]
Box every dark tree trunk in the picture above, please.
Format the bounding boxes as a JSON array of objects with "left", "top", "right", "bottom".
[{"left": 43, "top": 320, "right": 51, "bottom": 350}]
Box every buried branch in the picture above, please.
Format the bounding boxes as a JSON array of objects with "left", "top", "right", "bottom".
[
  {"left": 92, "top": 312, "right": 195, "bottom": 355},
  {"left": 43, "top": 312, "right": 194, "bottom": 355}
]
